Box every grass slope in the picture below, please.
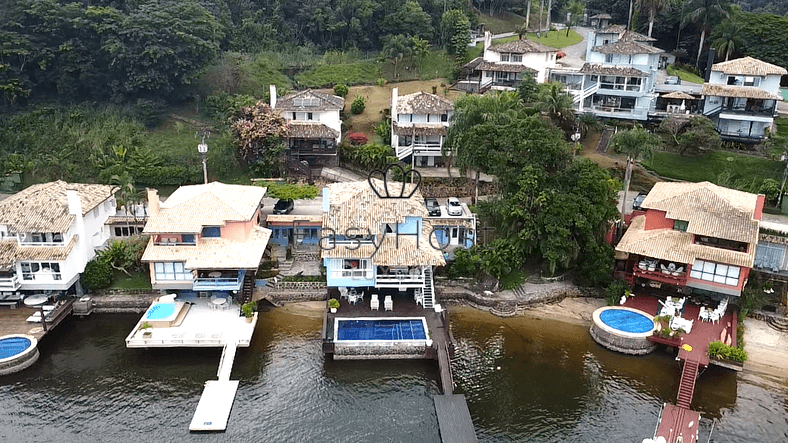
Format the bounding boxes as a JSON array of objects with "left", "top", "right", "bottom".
[
  {"left": 667, "top": 65, "right": 704, "bottom": 84},
  {"left": 526, "top": 29, "right": 582, "bottom": 48},
  {"left": 295, "top": 62, "right": 381, "bottom": 88},
  {"left": 643, "top": 150, "right": 782, "bottom": 186}
]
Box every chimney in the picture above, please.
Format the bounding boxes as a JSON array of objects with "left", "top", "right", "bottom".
[
  {"left": 66, "top": 188, "right": 82, "bottom": 216},
  {"left": 484, "top": 31, "right": 492, "bottom": 52},
  {"left": 147, "top": 188, "right": 160, "bottom": 216},
  {"left": 269, "top": 85, "right": 277, "bottom": 109},
  {"left": 704, "top": 48, "right": 716, "bottom": 82},
  {"left": 390, "top": 88, "right": 398, "bottom": 149},
  {"left": 66, "top": 186, "right": 89, "bottom": 268}
]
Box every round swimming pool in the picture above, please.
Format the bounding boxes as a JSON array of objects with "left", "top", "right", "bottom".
[
  {"left": 0, "top": 334, "right": 39, "bottom": 375},
  {"left": 145, "top": 303, "right": 176, "bottom": 320},
  {"left": 590, "top": 307, "right": 656, "bottom": 355}
]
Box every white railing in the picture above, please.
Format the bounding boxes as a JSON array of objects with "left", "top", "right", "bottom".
[
  {"left": 330, "top": 269, "right": 373, "bottom": 280},
  {"left": 0, "top": 275, "right": 21, "bottom": 290},
  {"left": 376, "top": 273, "right": 425, "bottom": 285}
]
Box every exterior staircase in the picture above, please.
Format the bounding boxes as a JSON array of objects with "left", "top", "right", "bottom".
[
  {"left": 767, "top": 315, "right": 788, "bottom": 332},
  {"left": 421, "top": 266, "right": 435, "bottom": 309},
  {"left": 596, "top": 126, "right": 615, "bottom": 153},
  {"left": 239, "top": 272, "right": 255, "bottom": 305},
  {"left": 396, "top": 144, "right": 413, "bottom": 160},
  {"left": 676, "top": 359, "right": 700, "bottom": 409}
]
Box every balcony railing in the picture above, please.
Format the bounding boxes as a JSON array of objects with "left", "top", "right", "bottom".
[
  {"left": 329, "top": 269, "right": 373, "bottom": 280},
  {"left": 192, "top": 270, "right": 246, "bottom": 291},
  {"left": 0, "top": 274, "right": 21, "bottom": 290},
  {"left": 375, "top": 271, "right": 425, "bottom": 288},
  {"left": 719, "top": 106, "right": 775, "bottom": 117}
]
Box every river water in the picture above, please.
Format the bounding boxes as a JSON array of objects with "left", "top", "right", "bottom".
[{"left": 1, "top": 306, "right": 786, "bottom": 442}]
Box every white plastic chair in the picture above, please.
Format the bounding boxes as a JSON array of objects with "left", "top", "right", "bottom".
[
  {"left": 370, "top": 294, "right": 379, "bottom": 311},
  {"left": 384, "top": 295, "right": 393, "bottom": 311}
]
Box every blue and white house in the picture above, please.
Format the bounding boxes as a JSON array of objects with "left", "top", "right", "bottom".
[
  {"left": 701, "top": 56, "right": 787, "bottom": 143},
  {"left": 320, "top": 179, "right": 446, "bottom": 308}
]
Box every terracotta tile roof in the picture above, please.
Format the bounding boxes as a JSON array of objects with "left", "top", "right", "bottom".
[
  {"left": 490, "top": 38, "right": 557, "bottom": 54},
  {"left": 141, "top": 226, "right": 271, "bottom": 269},
  {"left": 473, "top": 61, "right": 538, "bottom": 73},
  {"left": 321, "top": 179, "right": 446, "bottom": 267},
  {"left": 287, "top": 121, "right": 340, "bottom": 139},
  {"left": 0, "top": 181, "right": 116, "bottom": 233},
  {"left": 598, "top": 24, "right": 628, "bottom": 34},
  {"left": 616, "top": 215, "right": 755, "bottom": 268},
  {"left": 662, "top": 91, "right": 698, "bottom": 100},
  {"left": 395, "top": 91, "right": 453, "bottom": 114},
  {"left": 276, "top": 89, "right": 344, "bottom": 111},
  {"left": 640, "top": 181, "right": 760, "bottom": 244},
  {"left": 702, "top": 83, "right": 783, "bottom": 100},
  {"left": 392, "top": 123, "right": 448, "bottom": 137},
  {"left": 619, "top": 30, "right": 656, "bottom": 42},
  {"left": 0, "top": 236, "right": 78, "bottom": 267},
  {"left": 591, "top": 13, "right": 612, "bottom": 19},
  {"left": 579, "top": 63, "right": 649, "bottom": 77},
  {"left": 711, "top": 56, "right": 788, "bottom": 76},
  {"left": 143, "top": 182, "right": 266, "bottom": 234},
  {"left": 593, "top": 39, "right": 663, "bottom": 55}
]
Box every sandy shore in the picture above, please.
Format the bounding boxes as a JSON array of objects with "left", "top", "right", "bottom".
[{"left": 277, "top": 298, "right": 788, "bottom": 380}]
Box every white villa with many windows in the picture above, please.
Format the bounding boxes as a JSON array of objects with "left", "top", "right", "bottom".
[
  {"left": 390, "top": 89, "right": 454, "bottom": 167},
  {"left": 0, "top": 181, "right": 117, "bottom": 296}
]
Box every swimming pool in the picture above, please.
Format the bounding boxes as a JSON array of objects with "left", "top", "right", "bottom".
[
  {"left": 0, "top": 334, "right": 39, "bottom": 376},
  {"left": 599, "top": 309, "right": 654, "bottom": 334},
  {"left": 335, "top": 318, "right": 428, "bottom": 342},
  {"left": 145, "top": 303, "right": 177, "bottom": 321},
  {"left": 590, "top": 307, "right": 656, "bottom": 355}
]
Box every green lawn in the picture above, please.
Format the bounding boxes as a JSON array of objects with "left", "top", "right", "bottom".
[
  {"left": 643, "top": 151, "right": 783, "bottom": 186},
  {"left": 526, "top": 29, "right": 583, "bottom": 48},
  {"left": 295, "top": 61, "right": 382, "bottom": 88},
  {"left": 667, "top": 65, "right": 704, "bottom": 84},
  {"left": 479, "top": 12, "right": 522, "bottom": 34},
  {"left": 775, "top": 117, "right": 788, "bottom": 137},
  {"left": 109, "top": 270, "right": 152, "bottom": 290}
]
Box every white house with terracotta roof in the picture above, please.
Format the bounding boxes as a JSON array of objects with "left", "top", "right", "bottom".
[
  {"left": 141, "top": 182, "right": 271, "bottom": 303},
  {"left": 458, "top": 32, "right": 558, "bottom": 92},
  {"left": 0, "top": 181, "right": 117, "bottom": 295},
  {"left": 701, "top": 56, "right": 787, "bottom": 143},
  {"left": 320, "top": 179, "right": 446, "bottom": 308},
  {"left": 616, "top": 182, "right": 765, "bottom": 298},
  {"left": 390, "top": 89, "right": 454, "bottom": 167},
  {"left": 552, "top": 26, "right": 662, "bottom": 120},
  {"left": 270, "top": 86, "right": 344, "bottom": 164}
]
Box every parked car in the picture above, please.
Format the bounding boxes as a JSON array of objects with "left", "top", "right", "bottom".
[
  {"left": 632, "top": 193, "right": 647, "bottom": 211},
  {"left": 273, "top": 199, "right": 294, "bottom": 214},
  {"left": 664, "top": 76, "right": 681, "bottom": 85},
  {"left": 446, "top": 197, "right": 462, "bottom": 216},
  {"left": 424, "top": 198, "right": 441, "bottom": 217}
]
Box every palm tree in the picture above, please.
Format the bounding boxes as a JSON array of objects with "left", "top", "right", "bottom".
[
  {"left": 536, "top": 82, "right": 575, "bottom": 125},
  {"left": 577, "top": 112, "right": 601, "bottom": 139},
  {"left": 610, "top": 125, "right": 661, "bottom": 215},
  {"left": 565, "top": 1, "right": 585, "bottom": 37},
  {"left": 682, "top": 0, "right": 730, "bottom": 68},
  {"left": 381, "top": 34, "right": 409, "bottom": 78},
  {"left": 710, "top": 19, "right": 742, "bottom": 61},
  {"left": 409, "top": 36, "right": 429, "bottom": 74},
  {"left": 638, "top": 0, "right": 670, "bottom": 38}
]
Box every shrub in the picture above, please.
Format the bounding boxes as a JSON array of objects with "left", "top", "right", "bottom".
[
  {"left": 376, "top": 78, "right": 387, "bottom": 87},
  {"left": 448, "top": 248, "right": 481, "bottom": 279},
  {"left": 374, "top": 117, "right": 392, "bottom": 145},
  {"left": 604, "top": 279, "right": 630, "bottom": 306},
  {"left": 708, "top": 341, "right": 748, "bottom": 362},
  {"left": 759, "top": 178, "right": 780, "bottom": 205},
  {"left": 82, "top": 259, "right": 113, "bottom": 289},
  {"left": 241, "top": 301, "right": 258, "bottom": 318},
  {"left": 346, "top": 131, "right": 369, "bottom": 146},
  {"left": 333, "top": 84, "right": 349, "bottom": 97},
  {"left": 351, "top": 96, "right": 367, "bottom": 114}
]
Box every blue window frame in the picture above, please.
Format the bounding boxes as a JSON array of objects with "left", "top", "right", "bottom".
[
  {"left": 202, "top": 226, "right": 221, "bottom": 238},
  {"left": 182, "top": 234, "right": 196, "bottom": 244}
]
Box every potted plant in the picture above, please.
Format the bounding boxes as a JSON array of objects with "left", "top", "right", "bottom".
[
  {"left": 140, "top": 322, "right": 152, "bottom": 338},
  {"left": 328, "top": 298, "right": 340, "bottom": 313},
  {"left": 241, "top": 301, "right": 257, "bottom": 323},
  {"left": 426, "top": 331, "right": 433, "bottom": 347}
]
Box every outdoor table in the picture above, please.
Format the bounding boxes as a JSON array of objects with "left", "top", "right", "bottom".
[
  {"left": 208, "top": 271, "right": 222, "bottom": 278},
  {"left": 23, "top": 294, "right": 49, "bottom": 307}
]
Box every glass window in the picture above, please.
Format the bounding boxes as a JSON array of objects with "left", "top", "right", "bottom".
[
  {"left": 500, "top": 54, "right": 510, "bottom": 62},
  {"left": 512, "top": 55, "right": 522, "bottom": 63},
  {"left": 202, "top": 226, "right": 221, "bottom": 238},
  {"left": 182, "top": 234, "right": 196, "bottom": 244},
  {"left": 691, "top": 259, "right": 740, "bottom": 287},
  {"left": 674, "top": 220, "right": 688, "bottom": 232},
  {"left": 154, "top": 262, "right": 191, "bottom": 280}
]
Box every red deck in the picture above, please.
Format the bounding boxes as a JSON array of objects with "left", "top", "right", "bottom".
[
  {"left": 622, "top": 295, "right": 736, "bottom": 368},
  {"left": 654, "top": 403, "right": 700, "bottom": 443}
]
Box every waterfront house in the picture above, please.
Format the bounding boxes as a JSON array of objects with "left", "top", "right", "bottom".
[
  {"left": 0, "top": 181, "right": 117, "bottom": 298},
  {"left": 426, "top": 199, "right": 477, "bottom": 252},
  {"left": 320, "top": 179, "right": 446, "bottom": 308},
  {"left": 390, "top": 89, "right": 454, "bottom": 167},
  {"left": 458, "top": 31, "right": 558, "bottom": 92},
  {"left": 616, "top": 181, "right": 764, "bottom": 299},
  {"left": 701, "top": 56, "right": 787, "bottom": 143},
  {"left": 270, "top": 86, "right": 344, "bottom": 165},
  {"left": 141, "top": 182, "right": 271, "bottom": 304},
  {"left": 551, "top": 26, "right": 662, "bottom": 121},
  {"left": 266, "top": 214, "right": 322, "bottom": 248}
]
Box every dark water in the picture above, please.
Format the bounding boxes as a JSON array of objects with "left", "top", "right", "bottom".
[{"left": 1, "top": 307, "right": 786, "bottom": 443}]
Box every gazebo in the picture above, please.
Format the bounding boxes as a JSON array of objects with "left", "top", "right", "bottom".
[{"left": 661, "top": 91, "right": 699, "bottom": 114}]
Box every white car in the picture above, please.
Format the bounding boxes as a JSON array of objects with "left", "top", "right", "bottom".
[{"left": 447, "top": 197, "right": 463, "bottom": 216}]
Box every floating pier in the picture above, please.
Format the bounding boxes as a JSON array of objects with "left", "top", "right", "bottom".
[{"left": 189, "top": 342, "right": 241, "bottom": 432}]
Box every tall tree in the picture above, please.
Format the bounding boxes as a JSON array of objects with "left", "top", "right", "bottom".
[
  {"left": 536, "top": 81, "right": 575, "bottom": 125},
  {"left": 710, "top": 18, "right": 741, "bottom": 61},
  {"left": 564, "top": 1, "right": 585, "bottom": 37},
  {"left": 610, "top": 125, "right": 660, "bottom": 215},
  {"left": 230, "top": 100, "right": 289, "bottom": 177},
  {"left": 380, "top": 34, "right": 410, "bottom": 78},
  {"left": 440, "top": 9, "right": 471, "bottom": 59},
  {"left": 682, "top": 0, "right": 730, "bottom": 68},
  {"left": 638, "top": 0, "right": 670, "bottom": 38}
]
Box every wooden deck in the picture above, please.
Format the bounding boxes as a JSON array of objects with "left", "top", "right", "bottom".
[
  {"left": 0, "top": 298, "right": 75, "bottom": 341},
  {"left": 434, "top": 394, "right": 478, "bottom": 443},
  {"left": 654, "top": 403, "right": 700, "bottom": 443}
]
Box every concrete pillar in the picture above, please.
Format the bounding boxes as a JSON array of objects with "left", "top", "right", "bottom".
[{"left": 269, "top": 85, "right": 277, "bottom": 109}]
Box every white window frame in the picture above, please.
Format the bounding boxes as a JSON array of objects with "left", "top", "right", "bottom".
[
  {"left": 154, "top": 262, "right": 191, "bottom": 281},
  {"left": 690, "top": 259, "right": 740, "bottom": 287}
]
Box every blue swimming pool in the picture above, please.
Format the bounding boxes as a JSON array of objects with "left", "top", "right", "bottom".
[
  {"left": 599, "top": 309, "right": 654, "bottom": 334},
  {"left": 336, "top": 319, "right": 427, "bottom": 341},
  {"left": 145, "top": 303, "right": 176, "bottom": 321},
  {"left": 0, "top": 336, "right": 32, "bottom": 359}
]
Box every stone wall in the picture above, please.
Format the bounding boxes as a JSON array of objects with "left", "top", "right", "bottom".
[
  {"left": 0, "top": 347, "right": 39, "bottom": 376},
  {"left": 333, "top": 343, "right": 430, "bottom": 360},
  {"left": 90, "top": 293, "right": 159, "bottom": 313},
  {"left": 589, "top": 324, "right": 656, "bottom": 355}
]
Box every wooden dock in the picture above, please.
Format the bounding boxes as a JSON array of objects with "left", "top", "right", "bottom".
[
  {"left": 434, "top": 394, "right": 478, "bottom": 443},
  {"left": 654, "top": 403, "right": 700, "bottom": 443},
  {"left": 189, "top": 380, "right": 239, "bottom": 432}
]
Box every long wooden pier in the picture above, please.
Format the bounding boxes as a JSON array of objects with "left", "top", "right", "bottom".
[
  {"left": 653, "top": 358, "right": 702, "bottom": 443},
  {"left": 190, "top": 342, "right": 241, "bottom": 431}
]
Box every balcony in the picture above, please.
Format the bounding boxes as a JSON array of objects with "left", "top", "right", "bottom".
[
  {"left": 375, "top": 268, "right": 425, "bottom": 289},
  {"left": 193, "top": 270, "right": 246, "bottom": 291},
  {"left": 0, "top": 274, "right": 21, "bottom": 291},
  {"left": 632, "top": 259, "right": 688, "bottom": 286}
]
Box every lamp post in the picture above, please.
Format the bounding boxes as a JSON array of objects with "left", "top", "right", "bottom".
[
  {"left": 570, "top": 131, "right": 581, "bottom": 157},
  {"left": 197, "top": 136, "right": 208, "bottom": 184}
]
